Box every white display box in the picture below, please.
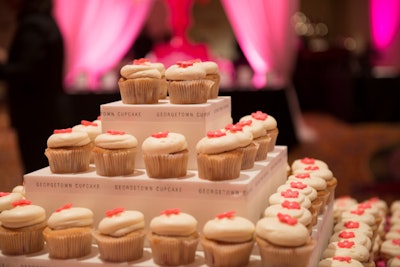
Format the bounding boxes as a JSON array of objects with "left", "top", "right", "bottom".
[
  {"left": 0, "top": 196, "right": 333, "bottom": 267},
  {"left": 100, "top": 97, "right": 233, "bottom": 170},
  {"left": 24, "top": 146, "right": 288, "bottom": 230}
]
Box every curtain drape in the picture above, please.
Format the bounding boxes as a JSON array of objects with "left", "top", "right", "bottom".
[
  {"left": 369, "top": 0, "right": 400, "bottom": 69},
  {"left": 54, "top": 0, "right": 154, "bottom": 91},
  {"left": 220, "top": 0, "right": 299, "bottom": 88}
]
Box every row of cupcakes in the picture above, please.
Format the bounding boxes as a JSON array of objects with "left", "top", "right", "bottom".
[
  {"left": 323, "top": 196, "right": 400, "bottom": 267},
  {"left": 44, "top": 110, "right": 278, "bottom": 180},
  {"left": 118, "top": 58, "right": 220, "bottom": 105}
]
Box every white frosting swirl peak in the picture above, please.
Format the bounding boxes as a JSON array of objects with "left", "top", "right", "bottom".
[
  {"left": 120, "top": 63, "right": 161, "bottom": 79},
  {"left": 142, "top": 132, "right": 187, "bottom": 155},
  {"left": 47, "top": 129, "right": 91, "bottom": 148},
  {"left": 95, "top": 131, "right": 137, "bottom": 149},
  {"left": 0, "top": 201, "right": 46, "bottom": 228},
  {"left": 47, "top": 206, "right": 93, "bottom": 230},
  {"left": 150, "top": 209, "right": 197, "bottom": 236},
  {"left": 98, "top": 209, "right": 145, "bottom": 237}
]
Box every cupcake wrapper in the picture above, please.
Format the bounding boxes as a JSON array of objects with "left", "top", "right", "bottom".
[
  {"left": 168, "top": 79, "right": 213, "bottom": 104},
  {"left": 201, "top": 236, "right": 254, "bottom": 267},
  {"left": 310, "top": 198, "right": 323, "bottom": 225},
  {"left": 45, "top": 143, "right": 92, "bottom": 174},
  {"left": 254, "top": 135, "right": 272, "bottom": 161},
  {"left": 118, "top": 77, "right": 160, "bottom": 104},
  {"left": 43, "top": 227, "right": 93, "bottom": 259},
  {"left": 92, "top": 147, "right": 136, "bottom": 177},
  {"left": 159, "top": 78, "right": 168, "bottom": 99},
  {"left": 148, "top": 232, "right": 199, "bottom": 266},
  {"left": 240, "top": 142, "right": 259, "bottom": 170},
  {"left": 93, "top": 229, "right": 146, "bottom": 262},
  {"left": 206, "top": 73, "right": 220, "bottom": 99},
  {"left": 267, "top": 128, "right": 279, "bottom": 152},
  {"left": 143, "top": 150, "right": 188, "bottom": 178},
  {"left": 256, "top": 236, "right": 315, "bottom": 267},
  {"left": 0, "top": 221, "right": 46, "bottom": 255},
  {"left": 197, "top": 149, "right": 243, "bottom": 181}
]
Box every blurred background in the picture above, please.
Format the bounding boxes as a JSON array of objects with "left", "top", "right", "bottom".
[{"left": 0, "top": 0, "right": 399, "bottom": 203}]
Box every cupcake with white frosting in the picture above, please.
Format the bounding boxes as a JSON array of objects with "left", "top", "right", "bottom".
[
  {"left": 92, "top": 130, "right": 137, "bottom": 176},
  {"left": 93, "top": 207, "right": 146, "bottom": 262},
  {"left": 165, "top": 60, "right": 213, "bottom": 104},
  {"left": 0, "top": 191, "right": 24, "bottom": 212},
  {"left": 291, "top": 157, "right": 329, "bottom": 171},
  {"left": 0, "top": 199, "right": 46, "bottom": 255},
  {"left": 196, "top": 128, "right": 251, "bottom": 181},
  {"left": 322, "top": 241, "right": 372, "bottom": 266},
  {"left": 255, "top": 213, "right": 315, "bottom": 267},
  {"left": 142, "top": 131, "right": 188, "bottom": 178},
  {"left": 45, "top": 128, "right": 92, "bottom": 173},
  {"left": 43, "top": 203, "right": 94, "bottom": 259},
  {"left": 240, "top": 110, "right": 279, "bottom": 152},
  {"left": 147, "top": 208, "right": 199, "bottom": 266},
  {"left": 118, "top": 58, "right": 162, "bottom": 104},
  {"left": 201, "top": 211, "right": 255, "bottom": 267}
]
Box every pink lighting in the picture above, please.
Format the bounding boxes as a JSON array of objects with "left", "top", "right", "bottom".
[
  {"left": 221, "top": 0, "right": 299, "bottom": 88},
  {"left": 370, "top": 0, "right": 400, "bottom": 50}
]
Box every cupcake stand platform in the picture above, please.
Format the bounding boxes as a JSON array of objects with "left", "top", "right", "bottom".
[{"left": 0, "top": 146, "right": 334, "bottom": 266}]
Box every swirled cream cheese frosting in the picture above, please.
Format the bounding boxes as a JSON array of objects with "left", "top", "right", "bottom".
[
  {"left": 340, "top": 208, "right": 376, "bottom": 227},
  {"left": 268, "top": 189, "right": 311, "bottom": 209},
  {"left": 196, "top": 126, "right": 252, "bottom": 155},
  {"left": 263, "top": 201, "right": 313, "bottom": 226},
  {"left": 287, "top": 173, "right": 327, "bottom": 191},
  {"left": 329, "top": 230, "right": 372, "bottom": 251},
  {"left": 98, "top": 208, "right": 145, "bottom": 237},
  {"left": 333, "top": 220, "right": 373, "bottom": 239},
  {"left": 322, "top": 241, "right": 370, "bottom": 263},
  {"left": 0, "top": 200, "right": 46, "bottom": 228},
  {"left": 165, "top": 61, "right": 206, "bottom": 80},
  {"left": 142, "top": 131, "right": 187, "bottom": 155},
  {"left": 318, "top": 257, "right": 364, "bottom": 267},
  {"left": 381, "top": 238, "right": 400, "bottom": 258},
  {"left": 255, "top": 213, "right": 310, "bottom": 247},
  {"left": 194, "top": 60, "right": 219, "bottom": 75},
  {"left": 202, "top": 211, "right": 255, "bottom": 243},
  {"left": 94, "top": 130, "right": 137, "bottom": 150},
  {"left": 47, "top": 128, "right": 91, "bottom": 148},
  {"left": 291, "top": 157, "right": 329, "bottom": 171},
  {"left": 47, "top": 203, "right": 93, "bottom": 230},
  {"left": 72, "top": 120, "right": 101, "bottom": 141},
  {"left": 293, "top": 165, "right": 334, "bottom": 182},
  {"left": 277, "top": 181, "right": 318, "bottom": 202},
  {"left": 120, "top": 59, "right": 161, "bottom": 79},
  {"left": 387, "top": 255, "right": 400, "bottom": 267},
  {"left": 150, "top": 208, "right": 197, "bottom": 237},
  {"left": 236, "top": 119, "right": 266, "bottom": 139},
  {"left": 240, "top": 110, "right": 277, "bottom": 130},
  {"left": 0, "top": 192, "right": 24, "bottom": 211}
]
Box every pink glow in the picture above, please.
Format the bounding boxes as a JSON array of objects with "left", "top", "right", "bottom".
[
  {"left": 54, "top": 0, "right": 154, "bottom": 91},
  {"left": 221, "top": 0, "right": 299, "bottom": 88},
  {"left": 370, "top": 0, "right": 400, "bottom": 50}
]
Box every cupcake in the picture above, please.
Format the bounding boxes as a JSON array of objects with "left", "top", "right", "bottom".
[
  {"left": 93, "top": 207, "right": 146, "bottom": 262},
  {"left": 118, "top": 58, "right": 161, "bottom": 104},
  {"left": 287, "top": 173, "right": 329, "bottom": 213},
  {"left": 0, "top": 199, "right": 46, "bottom": 255},
  {"left": 333, "top": 196, "right": 359, "bottom": 223},
  {"left": 322, "top": 241, "right": 372, "bottom": 267},
  {"left": 165, "top": 60, "right": 213, "bottom": 104},
  {"left": 43, "top": 203, "right": 94, "bottom": 259},
  {"left": 224, "top": 123, "right": 256, "bottom": 170},
  {"left": 193, "top": 60, "right": 220, "bottom": 99},
  {"left": 196, "top": 129, "right": 244, "bottom": 181},
  {"left": 0, "top": 191, "right": 24, "bottom": 212},
  {"left": 72, "top": 120, "right": 102, "bottom": 163},
  {"left": 276, "top": 181, "right": 321, "bottom": 225},
  {"left": 318, "top": 256, "right": 365, "bottom": 267},
  {"left": 291, "top": 157, "right": 329, "bottom": 171},
  {"left": 92, "top": 130, "right": 137, "bottom": 176},
  {"left": 240, "top": 110, "right": 278, "bottom": 152},
  {"left": 201, "top": 211, "right": 255, "bottom": 267},
  {"left": 340, "top": 207, "right": 377, "bottom": 234},
  {"left": 44, "top": 128, "right": 92, "bottom": 173},
  {"left": 292, "top": 165, "right": 337, "bottom": 204},
  {"left": 333, "top": 220, "right": 374, "bottom": 240},
  {"left": 142, "top": 131, "right": 188, "bottom": 178},
  {"left": 329, "top": 230, "right": 372, "bottom": 251},
  {"left": 148, "top": 208, "right": 199, "bottom": 266},
  {"left": 268, "top": 189, "right": 312, "bottom": 210},
  {"left": 380, "top": 238, "right": 400, "bottom": 261},
  {"left": 263, "top": 201, "right": 313, "bottom": 233},
  {"left": 255, "top": 213, "right": 315, "bottom": 267},
  {"left": 236, "top": 119, "right": 270, "bottom": 161}
]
